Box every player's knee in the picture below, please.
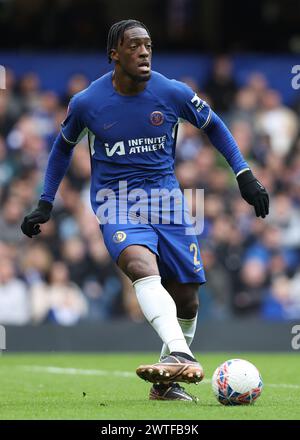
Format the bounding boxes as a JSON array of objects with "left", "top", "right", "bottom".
[
  {"left": 124, "top": 258, "right": 159, "bottom": 281},
  {"left": 176, "top": 287, "right": 200, "bottom": 319},
  {"left": 182, "top": 296, "right": 199, "bottom": 318}
]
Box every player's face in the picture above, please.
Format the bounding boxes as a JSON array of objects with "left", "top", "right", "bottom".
[{"left": 115, "top": 27, "right": 152, "bottom": 82}]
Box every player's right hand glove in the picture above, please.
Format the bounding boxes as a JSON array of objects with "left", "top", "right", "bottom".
[
  {"left": 21, "top": 200, "right": 53, "bottom": 238},
  {"left": 237, "top": 170, "right": 269, "bottom": 218}
]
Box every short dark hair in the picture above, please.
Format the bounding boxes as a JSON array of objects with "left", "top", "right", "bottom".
[{"left": 107, "top": 19, "right": 150, "bottom": 63}]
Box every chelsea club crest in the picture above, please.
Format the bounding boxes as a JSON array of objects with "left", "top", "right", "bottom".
[
  {"left": 150, "top": 111, "right": 164, "bottom": 126},
  {"left": 113, "top": 231, "right": 127, "bottom": 243}
]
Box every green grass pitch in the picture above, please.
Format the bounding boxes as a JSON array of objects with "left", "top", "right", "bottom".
[{"left": 0, "top": 353, "right": 299, "bottom": 420}]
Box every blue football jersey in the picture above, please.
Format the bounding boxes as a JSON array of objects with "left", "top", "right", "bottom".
[{"left": 60, "top": 70, "right": 211, "bottom": 213}]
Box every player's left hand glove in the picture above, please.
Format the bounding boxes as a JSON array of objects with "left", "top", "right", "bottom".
[
  {"left": 21, "top": 200, "right": 53, "bottom": 238},
  {"left": 237, "top": 170, "right": 269, "bottom": 218}
]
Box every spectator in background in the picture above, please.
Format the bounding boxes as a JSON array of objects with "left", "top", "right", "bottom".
[
  {"left": 0, "top": 258, "right": 30, "bottom": 325},
  {"left": 268, "top": 192, "right": 300, "bottom": 249},
  {"left": 204, "top": 55, "right": 237, "bottom": 114},
  {"left": 228, "top": 87, "right": 258, "bottom": 126},
  {"left": 262, "top": 275, "right": 300, "bottom": 320},
  {"left": 30, "top": 261, "right": 88, "bottom": 325},
  {"left": 31, "top": 91, "right": 60, "bottom": 147},
  {"left": 287, "top": 150, "right": 300, "bottom": 205},
  {"left": 62, "top": 74, "right": 89, "bottom": 106},
  {"left": 255, "top": 89, "right": 298, "bottom": 157},
  {"left": 66, "top": 143, "right": 91, "bottom": 192},
  {"left": 8, "top": 172, "right": 40, "bottom": 207},
  {"left": 176, "top": 159, "right": 200, "bottom": 190},
  {"left": 229, "top": 120, "right": 253, "bottom": 159},
  {"left": 246, "top": 72, "right": 269, "bottom": 107},
  {"left": 0, "top": 195, "right": 25, "bottom": 245},
  {"left": 194, "top": 146, "right": 216, "bottom": 188},
  {"left": 20, "top": 242, "right": 53, "bottom": 285},
  {"left": 0, "top": 92, "right": 19, "bottom": 136},
  {"left": 234, "top": 259, "right": 267, "bottom": 315},
  {"left": 1, "top": 68, "right": 24, "bottom": 123},
  {"left": 176, "top": 122, "right": 204, "bottom": 162},
  {"left": 210, "top": 214, "right": 245, "bottom": 296},
  {"left": 200, "top": 244, "right": 233, "bottom": 319},
  {"left": 16, "top": 73, "right": 41, "bottom": 112},
  {"left": 83, "top": 235, "right": 123, "bottom": 320},
  {"left": 61, "top": 236, "right": 90, "bottom": 288},
  {"left": 7, "top": 114, "right": 48, "bottom": 169},
  {"left": 0, "top": 135, "right": 16, "bottom": 188},
  {"left": 53, "top": 183, "right": 84, "bottom": 240}
]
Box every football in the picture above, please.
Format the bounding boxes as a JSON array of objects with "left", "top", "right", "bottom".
[{"left": 212, "top": 359, "right": 263, "bottom": 405}]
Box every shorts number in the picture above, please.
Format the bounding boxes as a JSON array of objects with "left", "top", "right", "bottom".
[{"left": 190, "top": 243, "right": 200, "bottom": 266}]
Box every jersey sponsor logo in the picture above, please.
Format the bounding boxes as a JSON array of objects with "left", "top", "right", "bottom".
[
  {"left": 105, "top": 141, "right": 126, "bottom": 157},
  {"left": 112, "top": 231, "right": 127, "bottom": 243},
  {"left": 191, "top": 93, "right": 206, "bottom": 112},
  {"left": 104, "top": 137, "right": 166, "bottom": 157},
  {"left": 150, "top": 111, "right": 164, "bottom": 126},
  {"left": 128, "top": 136, "right": 166, "bottom": 154}
]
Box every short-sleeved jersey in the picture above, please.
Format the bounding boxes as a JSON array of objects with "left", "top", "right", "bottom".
[{"left": 61, "top": 70, "right": 211, "bottom": 213}]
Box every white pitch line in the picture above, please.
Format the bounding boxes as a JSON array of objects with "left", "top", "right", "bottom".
[
  {"left": 19, "top": 366, "right": 300, "bottom": 389},
  {"left": 267, "top": 383, "right": 300, "bottom": 389},
  {"left": 20, "top": 365, "right": 135, "bottom": 378}
]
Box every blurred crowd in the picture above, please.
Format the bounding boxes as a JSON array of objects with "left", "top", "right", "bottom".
[{"left": 0, "top": 56, "right": 300, "bottom": 325}]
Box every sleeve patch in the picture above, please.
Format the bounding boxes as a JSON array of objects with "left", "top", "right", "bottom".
[{"left": 191, "top": 93, "right": 207, "bottom": 113}]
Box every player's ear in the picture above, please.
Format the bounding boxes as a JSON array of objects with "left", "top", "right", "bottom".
[{"left": 110, "top": 49, "right": 119, "bottom": 63}]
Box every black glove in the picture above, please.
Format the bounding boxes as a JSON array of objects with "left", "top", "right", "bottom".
[
  {"left": 237, "top": 170, "right": 269, "bottom": 218},
  {"left": 21, "top": 200, "right": 53, "bottom": 238}
]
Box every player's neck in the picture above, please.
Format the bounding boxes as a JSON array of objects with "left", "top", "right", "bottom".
[{"left": 112, "top": 71, "right": 147, "bottom": 96}]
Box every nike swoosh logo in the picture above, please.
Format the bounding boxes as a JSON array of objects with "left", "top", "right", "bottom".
[
  {"left": 170, "top": 391, "right": 192, "bottom": 400},
  {"left": 103, "top": 121, "right": 118, "bottom": 130},
  {"left": 194, "top": 266, "right": 203, "bottom": 272}
]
